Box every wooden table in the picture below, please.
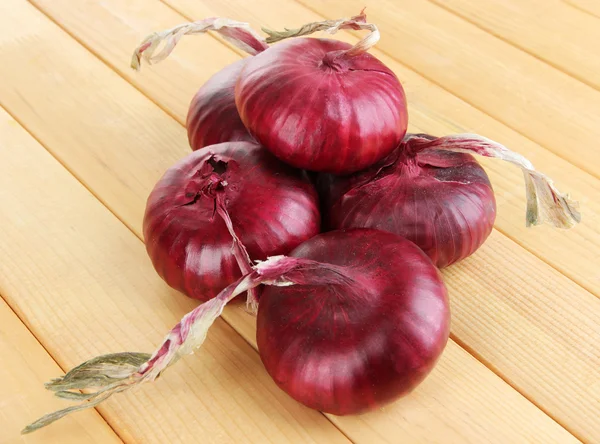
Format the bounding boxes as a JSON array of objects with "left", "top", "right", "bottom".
[{"left": 1, "top": 0, "right": 598, "bottom": 442}]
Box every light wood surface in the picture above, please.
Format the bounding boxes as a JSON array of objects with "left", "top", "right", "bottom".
[
  {"left": 0, "top": 296, "right": 122, "bottom": 444},
  {"left": 430, "top": 0, "right": 600, "bottom": 90},
  {"left": 1, "top": 0, "right": 598, "bottom": 442},
  {"left": 566, "top": 0, "right": 600, "bottom": 17}
]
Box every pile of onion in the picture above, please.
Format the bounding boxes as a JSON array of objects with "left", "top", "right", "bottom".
[{"left": 24, "top": 11, "right": 580, "bottom": 434}]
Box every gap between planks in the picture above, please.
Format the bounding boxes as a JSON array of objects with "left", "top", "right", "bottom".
[
  {"left": 15, "top": 1, "right": 595, "bottom": 440},
  {"left": 446, "top": 332, "right": 575, "bottom": 442},
  {"left": 563, "top": 0, "right": 600, "bottom": 20}
]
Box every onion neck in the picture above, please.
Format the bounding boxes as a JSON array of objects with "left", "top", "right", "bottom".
[
  {"left": 181, "top": 156, "right": 259, "bottom": 311},
  {"left": 320, "top": 51, "right": 350, "bottom": 72},
  {"left": 401, "top": 133, "right": 580, "bottom": 228},
  {"left": 395, "top": 152, "right": 421, "bottom": 178}
]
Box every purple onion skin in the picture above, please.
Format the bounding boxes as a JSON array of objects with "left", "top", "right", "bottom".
[
  {"left": 320, "top": 143, "right": 496, "bottom": 268},
  {"left": 143, "top": 141, "right": 321, "bottom": 301},
  {"left": 257, "top": 228, "right": 450, "bottom": 415},
  {"left": 186, "top": 59, "right": 254, "bottom": 150},
  {"left": 235, "top": 38, "right": 408, "bottom": 174}
]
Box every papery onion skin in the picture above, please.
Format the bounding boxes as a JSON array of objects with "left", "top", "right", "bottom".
[
  {"left": 235, "top": 38, "right": 408, "bottom": 174},
  {"left": 320, "top": 138, "right": 496, "bottom": 268},
  {"left": 143, "top": 141, "right": 321, "bottom": 301},
  {"left": 187, "top": 59, "right": 254, "bottom": 150},
  {"left": 257, "top": 228, "right": 450, "bottom": 415}
]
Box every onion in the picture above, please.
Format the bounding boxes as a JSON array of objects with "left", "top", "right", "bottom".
[
  {"left": 186, "top": 59, "right": 254, "bottom": 150},
  {"left": 237, "top": 16, "right": 408, "bottom": 174},
  {"left": 143, "top": 141, "right": 320, "bottom": 306},
  {"left": 321, "top": 133, "right": 581, "bottom": 267},
  {"left": 23, "top": 229, "right": 449, "bottom": 433},
  {"left": 131, "top": 12, "right": 408, "bottom": 174},
  {"left": 257, "top": 229, "right": 449, "bottom": 415}
]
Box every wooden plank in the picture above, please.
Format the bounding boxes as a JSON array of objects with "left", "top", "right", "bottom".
[
  {"left": 428, "top": 0, "right": 600, "bottom": 90},
  {"left": 0, "top": 113, "right": 579, "bottom": 444},
  {"left": 30, "top": 0, "right": 600, "bottom": 300},
  {"left": 0, "top": 70, "right": 348, "bottom": 444},
  {"left": 291, "top": 0, "right": 600, "bottom": 179},
  {"left": 3, "top": 0, "right": 595, "bottom": 441},
  {"left": 0, "top": 296, "right": 122, "bottom": 444}
]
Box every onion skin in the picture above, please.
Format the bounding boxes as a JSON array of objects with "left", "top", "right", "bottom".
[
  {"left": 320, "top": 139, "right": 496, "bottom": 268},
  {"left": 235, "top": 38, "right": 408, "bottom": 174},
  {"left": 187, "top": 59, "right": 254, "bottom": 150},
  {"left": 143, "top": 141, "right": 321, "bottom": 301},
  {"left": 257, "top": 229, "right": 450, "bottom": 415}
]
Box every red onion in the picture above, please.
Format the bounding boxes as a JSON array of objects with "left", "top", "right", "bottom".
[
  {"left": 24, "top": 229, "right": 449, "bottom": 432},
  {"left": 143, "top": 141, "right": 320, "bottom": 304},
  {"left": 186, "top": 59, "right": 254, "bottom": 150},
  {"left": 132, "top": 12, "right": 408, "bottom": 174},
  {"left": 237, "top": 16, "right": 408, "bottom": 174},
  {"left": 321, "top": 133, "right": 581, "bottom": 267},
  {"left": 257, "top": 229, "right": 449, "bottom": 415}
]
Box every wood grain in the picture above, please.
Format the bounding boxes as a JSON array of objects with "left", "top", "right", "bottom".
[
  {"left": 0, "top": 296, "right": 122, "bottom": 444},
  {"left": 429, "top": 0, "right": 600, "bottom": 90},
  {"left": 293, "top": 0, "right": 600, "bottom": 179},
  {"left": 564, "top": 0, "right": 600, "bottom": 18},
  {"left": 0, "top": 81, "right": 349, "bottom": 443},
  {"left": 30, "top": 0, "right": 600, "bottom": 300}
]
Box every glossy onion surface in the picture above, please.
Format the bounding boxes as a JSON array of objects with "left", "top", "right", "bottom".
[
  {"left": 187, "top": 59, "right": 254, "bottom": 150},
  {"left": 321, "top": 147, "right": 496, "bottom": 268},
  {"left": 235, "top": 38, "right": 408, "bottom": 174},
  {"left": 257, "top": 229, "right": 450, "bottom": 415},
  {"left": 144, "top": 141, "right": 320, "bottom": 301}
]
